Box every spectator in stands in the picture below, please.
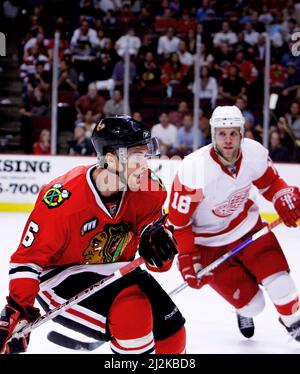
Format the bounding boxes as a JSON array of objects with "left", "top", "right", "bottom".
[
  {"left": 33, "top": 129, "right": 51, "bottom": 155},
  {"left": 199, "top": 116, "right": 210, "bottom": 146},
  {"left": 213, "top": 43, "right": 234, "bottom": 73},
  {"left": 253, "top": 33, "right": 266, "bottom": 64},
  {"left": 20, "top": 44, "right": 50, "bottom": 80},
  {"left": 282, "top": 1, "right": 300, "bottom": 23},
  {"left": 94, "top": 52, "right": 115, "bottom": 83},
  {"left": 58, "top": 58, "right": 78, "bottom": 93},
  {"left": 177, "top": 40, "right": 193, "bottom": 67},
  {"left": 161, "top": 52, "right": 189, "bottom": 96},
  {"left": 138, "top": 33, "right": 157, "bottom": 61},
  {"left": 199, "top": 44, "right": 214, "bottom": 69},
  {"left": 97, "top": 0, "right": 122, "bottom": 13},
  {"left": 68, "top": 126, "right": 95, "bottom": 155},
  {"left": 270, "top": 58, "right": 287, "bottom": 89},
  {"left": 258, "top": 5, "right": 273, "bottom": 25},
  {"left": 196, "top": 0, "right": 214, "bottom": 22},
  {"left": 282, "top": 62, "right": 300, "bottom": 99},
  {"left": 268, "top": 19, "right": 284, "bottom": 48},
  {"left": 75, "top": 82, "right": 105, "bottom": 123},
  {"left": 102, "top": 9, "right": 117, "bottom": 29},
  {"left": 103, "top": 89, "right": 125, "bottom": 116},
  {"left": 242, "top": 21, "right": 260, "bottom": 46},
  {"left": 282, "top": 17, "right": 298, "bottom": 43},
  {"left": 234, "top": 51, "right": 258, "bottom": 86},
  {"left": 154, "top": 4, "right": 175, "bottom": 26},
  {"left": 168, "top": 101, "right": 190, "bottom": 128},
  {"left": 269, "top": 130, "right": 290, "bottom": 162},
  {"left": 132, "top": 111, "right": 143, "bottom": 122},
  {"left": 234, "top": 32, "right": 254, "bottom": 58},
  {"left": 115, "top": 27, "right": 141, "bottom": 57},
  {"left": 177, "top": 9, "right": 197, "bottom": 34},
  {"left": 244, "top": 129, "right": 255, "bottom": 140},
  {"left": 116, "top": 4, "right": 136, "bottom": 28},
  {"left": 201, "top": 9, "right": 219, "bottom": 46},
  {"left": 111, "top": 57, "right": 137, "bottom": 88},
  {"left": 70, "top": 18, "right": 99, "bottom": 58},
  {"left": 194, "top": 66, "right": 218, "bottom": 109},
  {"left": 23, "top": 31, "right": 50, "bottom": 57},
  {"left": 169, "top": 0, "right": 181, "bottom": 18},
  {"left": 285, "top": 101, "right": 300, "bottom": 139},
  {"left": 157, "top": 28, "right": 180, "bottom": 58},
  {"left": 98, "top": 37, "right": 119, "bottom": 65},
  {"left": 138, "top": 52, "right": 161, "bottom": 86},
  {"left": 20, "top": 87, "right": 50, "bottom": 118},
  {"left": 151, "top": 112, "right": 177, "bottom": 156},
  {"left": 48, "top": 16, "right": 69, "bottom": 41},
  {"left": 48, "top": 37, "right": 70, "bottom": 62},
  {"left": 185, "top": 29, "right": 196, "bottom": 54},
  {"left": 25, "top": 60, "right": 51, "bottom": 98},
  {"left": 277, "top": 116, "right": 296, "bottom": 160},
  {"left": 281, "top": 40, "right": 300, "bottom": 70},
  {"left": 174, "top": 113, "right": 203, "bottom": 156},
  {"left": 213, "top": 21, "right": 238, "bottom": 48},
  {"left": 219, "top": 65, "right": 246, "bottom": 101},
  {"left": 75, "top": 110, "right": 96, "bottom": 138},
  {"left": 235, "top": 95, "right": 255, "bottom": 128},
  {"left": 3, "top": 0, "right": 19, "bottom": 22},
  {"left": 95, "top": 28, "right": 111, "bottom": 53},
  {"left": 137, "top": 7, "right": 153, "bottom": 33},
  {"left": 19, "top": 87, "right": 50, "bottom": 153}
]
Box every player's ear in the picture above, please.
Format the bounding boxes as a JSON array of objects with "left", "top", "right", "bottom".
[{"left": 105, "top": 152, "right": 118, "bottom": 170}]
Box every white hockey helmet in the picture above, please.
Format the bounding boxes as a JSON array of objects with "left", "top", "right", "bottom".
[{"left": 209, "top": 105, "right": 245, "bottom": 144}]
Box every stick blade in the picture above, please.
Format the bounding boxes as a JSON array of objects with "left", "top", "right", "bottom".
[{"left": 47, "top": 330, "right": 105, "bottom": 351}]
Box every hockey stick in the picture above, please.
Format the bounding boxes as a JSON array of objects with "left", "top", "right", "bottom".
[
  {"left": 169, "top": 217, "right": 283, "bottom": 298},
  {"left": 9, "top": 257, "right": 145, "bottom": 344},
  {"left": 47, "top": 331, "right": 105, "bottom": 351}
]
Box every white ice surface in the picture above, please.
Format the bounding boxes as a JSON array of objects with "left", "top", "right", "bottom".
[{"left": 1, "top": 212, "right": 300, "bottom": 354}]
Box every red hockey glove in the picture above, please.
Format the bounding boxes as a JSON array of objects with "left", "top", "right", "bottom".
[
  {"left": 0, "top": 296, "right": 40, "bottom": 354},
  {"left": 139, "top": 214, "right": 178, "bottom": 269},
  {"left": 273, "top": 186, "right": 300, "bottom": 228},
  {"left": 178, "top": 252, "right": 212, "bottom": 289}
]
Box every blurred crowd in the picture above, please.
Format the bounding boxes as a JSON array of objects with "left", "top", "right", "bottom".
[{"left": 3, "top": 0, "right": 300, "bottom": 161}]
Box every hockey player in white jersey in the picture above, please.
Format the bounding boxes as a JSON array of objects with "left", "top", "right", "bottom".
[{"left": 168, "top": 105, "right": 300, "bottom": 340}]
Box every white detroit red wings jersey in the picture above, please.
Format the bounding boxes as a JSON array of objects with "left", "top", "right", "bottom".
[
  {"left": 9, "top": 164, "right": 166, "bottom": 309},
  {"left": 168, "top": 138, "right": 287, "bottom": 251}
]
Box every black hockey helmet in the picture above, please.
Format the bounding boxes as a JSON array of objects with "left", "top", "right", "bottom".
[{"left": 91, "top": 115, "right": 160, "bottom": 166}]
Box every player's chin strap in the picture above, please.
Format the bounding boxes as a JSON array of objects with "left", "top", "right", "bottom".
[
  {"left": 169, "top": 217, "right": 283, "bottom": 297},
  {"left": 5, "top": 257, "right": 145, "bottom": 353}
]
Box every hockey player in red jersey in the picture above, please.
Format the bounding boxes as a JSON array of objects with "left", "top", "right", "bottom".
[
  {"left": 0, "top": 115, "right": 186, "bottom": 354},
  {"left": 168, "top": 105, "right": 300, "bottom": 341}
]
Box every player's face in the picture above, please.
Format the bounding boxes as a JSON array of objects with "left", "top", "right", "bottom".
[
  {"left": 215, "top": 127, "right": 241, "bottom": 163},
  {"left": 126, "top": 145, "right": 149, "bottom": 189}
]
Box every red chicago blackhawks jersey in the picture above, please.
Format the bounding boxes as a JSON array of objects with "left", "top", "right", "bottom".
[
  {"left": 9, "top": 164, "right": 166, "bottom": 309},
  {"left": 168, "top": 138, "right": 288, "bottom": 253}
]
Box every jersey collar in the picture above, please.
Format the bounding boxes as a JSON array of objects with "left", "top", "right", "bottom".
[
  {"left": 86, "top": 165, "right": 126, "bottom": 219},
  {"left": 210, "top": 146, "right": 243, "bottom": 178}
]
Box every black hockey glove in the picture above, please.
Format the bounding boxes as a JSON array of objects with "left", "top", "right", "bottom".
[
  {"left": 0, "top": 296, "right": 40, "bottom": 354},
  {"left": 139, "top": 214, "right": 178, "bottom": 268}
]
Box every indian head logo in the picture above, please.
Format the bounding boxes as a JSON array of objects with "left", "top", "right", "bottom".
[
  {"left": 212, "top": 185, "right": 251, "bottom": 218},
  {"left": 82, "top": 223, "right": 133, "bottom": 264}
]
